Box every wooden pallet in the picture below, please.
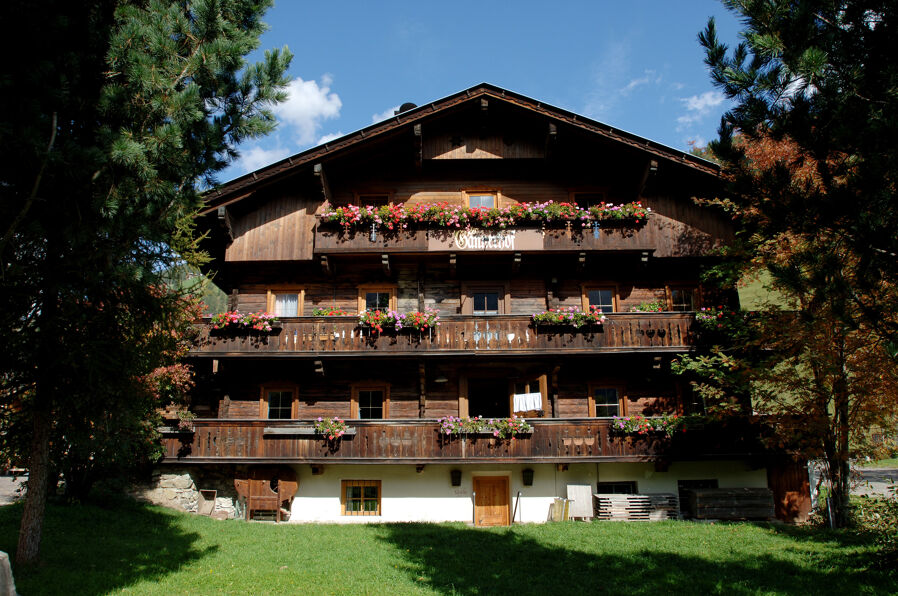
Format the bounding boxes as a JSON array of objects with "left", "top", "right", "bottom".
[{"left": 593, "top": 493, "right": 679, "bottom": 521}]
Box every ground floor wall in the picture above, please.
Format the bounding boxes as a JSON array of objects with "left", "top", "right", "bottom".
[{"left": 287, "top": 461, "right": 767, "bottom": 524}]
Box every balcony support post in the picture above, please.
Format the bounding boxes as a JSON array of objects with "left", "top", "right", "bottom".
[
  {"left": 413, "top": 123, "right": 422, "bottom": 171},
  {"left": 418, "top": 361, "right": 427, "bottom": 418},
  {"left": 313, "top": 163, "right": 332, "bottom": 204}
]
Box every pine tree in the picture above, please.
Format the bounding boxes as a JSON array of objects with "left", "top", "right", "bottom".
[{"left": 0, "top": 0, "right": 291, "bottom": 564}]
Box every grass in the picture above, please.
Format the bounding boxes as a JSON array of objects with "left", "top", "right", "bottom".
[
  {"left": 858, "top": 458, "right": 898, "bottom": 468},
  {"left": 1, "top": 499, "right": 895, "bottom": 595}
]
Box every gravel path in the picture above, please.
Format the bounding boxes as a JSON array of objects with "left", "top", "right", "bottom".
[{"left": 854, "top": 467, "right": 898, "bottom": 498}]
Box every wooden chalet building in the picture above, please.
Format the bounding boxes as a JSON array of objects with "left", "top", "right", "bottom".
[{"left": 158, "top": 83, "right": 809, "bottom": 524}]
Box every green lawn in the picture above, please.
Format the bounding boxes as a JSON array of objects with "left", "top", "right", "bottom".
[
  {"left": 858, "top": 458, "right": 898, "bottom": 468},
  {"left": 1, "top": 499, "right": 894, "bottom": 595}
]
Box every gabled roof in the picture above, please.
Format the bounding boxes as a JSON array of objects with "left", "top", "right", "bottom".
[{"left": 204, "top": 82, "right": 719, "bottom": 211}]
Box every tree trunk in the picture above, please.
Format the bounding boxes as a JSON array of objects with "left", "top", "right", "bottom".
[
  {"left": 16, "top": 231, "right": 59, "bottom": 565},
  {"left": 15, "top": 397, "right": 52, "bottom": 565}
]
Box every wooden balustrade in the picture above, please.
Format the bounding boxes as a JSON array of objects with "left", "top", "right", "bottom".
[
  {"left": 190, "top": 313, "right": 695, "bottom": 356},
  {"left": 313, "top": 225, "right": 659, "bottom": 254},
  {"left": 161, "top": 418, "right": 759, "bottom": 464}
]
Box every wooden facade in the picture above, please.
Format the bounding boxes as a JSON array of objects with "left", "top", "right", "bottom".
[{"left": 175, "top": 84, "right": 805, "bottom": 523}]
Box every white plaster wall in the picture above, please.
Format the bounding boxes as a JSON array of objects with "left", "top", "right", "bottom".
[
  {"left": 286, "top": 460, "right": 767, "bottom": 523},
  {"left": 596, "top": 460, "right": 768, "bottom": 493}
]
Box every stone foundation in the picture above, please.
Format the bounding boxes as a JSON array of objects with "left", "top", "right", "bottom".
[{"left": 134, "top": 466, "right": 240, "bottom": 519}]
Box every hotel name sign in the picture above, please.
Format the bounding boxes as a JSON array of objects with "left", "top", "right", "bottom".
[{"left": 427, "top": 229, "right": 543, "bottom": 251}]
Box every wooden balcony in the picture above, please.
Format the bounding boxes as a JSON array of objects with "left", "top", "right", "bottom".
[
  {"left": 314, "top": 225, "right": 657, "bottom": 255},
  {"left": 189, "top": 313, "right": 696, "bottom": 357},
  {"left": 160, "top": 418, "right": 762, "bottom": 465}
]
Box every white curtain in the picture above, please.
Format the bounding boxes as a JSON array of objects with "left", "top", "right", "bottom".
[{"left": 274, "top": 293, "right": 298, "bottom": 317}]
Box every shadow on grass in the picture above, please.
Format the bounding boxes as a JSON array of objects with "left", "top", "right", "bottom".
[
  {"left": 378, "top": 522, "right": 896, "bottom": 596},
  {"left": 0, "top": 498, "right": 216, "bottom": 595}
]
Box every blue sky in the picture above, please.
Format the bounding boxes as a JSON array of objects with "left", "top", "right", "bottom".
[{"left": 221, "top": 0, "right": 743, "bottom": 181}]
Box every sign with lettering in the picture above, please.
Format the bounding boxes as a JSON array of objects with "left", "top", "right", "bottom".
[{"left": 427, "top": 229, "right": 543, "bottom": 251}]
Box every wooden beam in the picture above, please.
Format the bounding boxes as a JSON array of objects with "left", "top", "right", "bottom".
[
  {"left": 512, "top": 252, "right": 522, "bottom": 272},
  {"left": 635, "top": 158, "right": 658, "bottom": 199},
  {"left": 381, "top": 254, "right": 391, "bottom": 277},
  {"left": 228, "top": 289, "right": 239, "bottom": 311},
  {"left": 418, "top": 362, "right": 427, "bottom": 418},
  {"left": 320, "top": 255, "right": 333, "bottom": 276},
  {"left": 417, "top": 263, "right": 426, "bottom": 311},
  {"left": 458, "top": 376, "right": 468, "bottom": 418},
  {"left": 313, "top": 163, "right": 333, "bottom": 204},
  {"left": 546, "top": 121, "right": 558, "bottom": 159},
  {"left": 578, "top": 251, "right": 587, "bottom": 271},
  {"left": 216, "top": 206, "right": 234, "bottom": 242},
  {"left": 449, "top": 253, "right": 457, "bottom": 276},
  {"left": 314, "top": 359, "right": 325, "bottom": 376},
  {"left": 413, "top": 123, "right": 423, "bottom": 171}
]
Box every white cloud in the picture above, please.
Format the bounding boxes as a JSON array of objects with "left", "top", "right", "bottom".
[
  {"left": 372, "top": 106, "right": 400, "bottom": 124},
  {"left": 317, "top": 131, "right": 345, "bottom": 145},
  {"left": 676, "top": 91, "right": 726, "bottom": 131},
  {"left": 237, "top": 143, "right": 292, "bottom": 172},
  {"left": 274, "top": 75, "right": 343, "bottom": 145},
  {"left": 682, "top": 91, "right": 725, "bottom": 113},
  {"left": 620, "top": 70, "right": 661, "bottom": 96}
]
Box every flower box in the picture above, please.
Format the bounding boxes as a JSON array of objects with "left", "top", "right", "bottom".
[{"left": 262, "top": 426, "right": 357, "bottom": 437}]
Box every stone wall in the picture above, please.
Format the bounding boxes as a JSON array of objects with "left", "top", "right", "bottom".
[{"left": 134, "top": 466, "right": 241, "bottom": 519}]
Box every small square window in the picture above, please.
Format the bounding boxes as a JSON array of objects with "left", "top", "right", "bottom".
[
  {"left": 358, "top": 390, "right": 384, "bottom": 419},
  {"left": 342, "top": 480, "right": 381, "bottom": 516},
  {"left": 273, "top": 293, "right": 299, "bottom": 317},
  {"left": 467, "top": 193, "right": 496, "bottom": 209},
  {"left": 593, "top": 388, "right": 620, "bottom": 417},
  {"left": 572, "top": 192, "right": 605, "bottom": 209},
  {"left": 267, "top": 390, "right": 293, "bottom": 419},
  {"left": 358, "top": 194, "right": 390, "bottom": 208},
  {"left": 473, "top": 292, "right": 499, "bottom": 315},
  {"left": 587, "top": 289, "right": 615, "bottom": 314},
  {"left": 596, "top": 481, "right": 637, "bottom": 494},
  {"left": 365, "top": 292, "right": 391, "bottom": 310},
  {"left": 670, "top": 288, "right": 695, "bottom": 312}
]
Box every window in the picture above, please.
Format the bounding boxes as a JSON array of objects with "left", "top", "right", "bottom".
[
  {"left": 357, "top": 285, "right": 397, "bottom": 312},
  {"left": 357, "top": 389, "right": 384, "bottom": 419},
  {"left": 341, "top": 480, "right": 381, "bottom": 516},
  {"left": 596, "top": 481, "right": 637, "bottom": 494},
  {"left": 356, "top": 194, "right": 390, "bottom": 208},
  {"left": 266, "top": 288, "right": 303, "bottom": 317},
  {"left": 461, "top": 283, "right": 508, "bottom": 315},
  {"left": 583, "top": 287, "right": 616, "bottom": 314},
  {"left": 588, "top": 384, "right": 624, "bottom": 418},
  {"left": 259, "top": 385, "right": 297, "bottom": 419},
  {"left": 351, "top": 384, "right": 390, "bottom": 419},
  {"left": 571, "top": 191, "right": 606, "bottom": 209},
  {"left": 473, "top": 292, "right": 500, "bottom": 315},
  {"left": 465, "top": 190, "right": 498, "bottom": 209},
  {"left": 669, "top": 287, "right": 697, "bottom": 312}
]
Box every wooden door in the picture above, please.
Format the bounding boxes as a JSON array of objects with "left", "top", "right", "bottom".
[{"left": 474, "top": 476, "right": 510, "bottom": 526}]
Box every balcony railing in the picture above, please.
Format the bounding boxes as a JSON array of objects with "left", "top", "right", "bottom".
[
  {"left": 190, "top": 313, "right": 695, "bottom": 356},
  {"left": 160, "top": 418, "right": 761, "bottom": 464},
  {"left": 313, "top": 225, "right": 657, "bottom": 255}
]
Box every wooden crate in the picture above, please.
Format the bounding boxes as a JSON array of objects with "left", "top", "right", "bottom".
[{"left": 593, "top": 493, "right": 679, "bottom": 521}]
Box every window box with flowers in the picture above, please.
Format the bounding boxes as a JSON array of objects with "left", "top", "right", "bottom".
[
  {"left": 312, "top": 307, "right": 353, "bottom": 317},
  {"left": 262, "top": 420, "right": 357, "bottom": 437},
  {"left": 437, "top": 415, "right": 533, "bottom": 440},
  {"left": 610, "top": 413, "right": 690, "bottom": 438},
  {"left": 531, "top": 306, "right": 606, "bottom": 330},
  {"left": 209, "top": 310, "right": 280, "bottom": 333},
  {"left": 320, "top": 200, "right": 651, "bottom": 232},
  {"left": 358, "top": 308, "right": 441, "bottom": 335}
]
